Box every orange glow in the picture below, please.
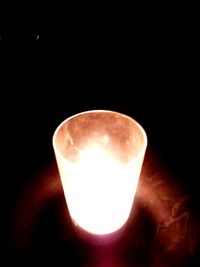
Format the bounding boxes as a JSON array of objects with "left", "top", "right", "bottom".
[{"left": 53, "top": 110, "right": 147, "bottom": 236}]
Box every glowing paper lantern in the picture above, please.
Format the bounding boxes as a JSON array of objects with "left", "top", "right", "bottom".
[{"left": 53, "top": 110, "right": 147, "bottom": 236}]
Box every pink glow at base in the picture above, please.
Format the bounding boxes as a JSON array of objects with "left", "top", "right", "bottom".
[
  {"left": 9, "top": 146, "right": 200, "bottom": 266},
  {"left": 53, "top": 110, "right": 147, "bottom": 236}
]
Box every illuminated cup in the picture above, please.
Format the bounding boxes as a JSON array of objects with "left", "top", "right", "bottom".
[{"left": 53, "top": 110, "right": 147, "bottom": 237}]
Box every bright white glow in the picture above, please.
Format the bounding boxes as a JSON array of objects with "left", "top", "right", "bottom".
[
  {"left": 60, "top": 144, "right": 141, "bottom": 235},
  {"left": 53, "top": 110, "right": 147, "bottom": 236}
]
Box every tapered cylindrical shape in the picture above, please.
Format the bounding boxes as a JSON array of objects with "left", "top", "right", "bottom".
[{"left": 53, "top": 110, "right": 147, "bottom": 235}]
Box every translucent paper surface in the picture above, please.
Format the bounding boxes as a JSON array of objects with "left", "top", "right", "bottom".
[{"left": 53, "top": 110, "right": 147, "bottom": 235}]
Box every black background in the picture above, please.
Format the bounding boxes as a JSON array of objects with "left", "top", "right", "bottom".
[{"left": 1, "top": 4, "right": 199, "bottom": 266}]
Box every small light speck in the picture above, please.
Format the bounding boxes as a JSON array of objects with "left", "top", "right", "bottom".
[{"left": 36, "top": 35, "right": 39, "bottom": 41}]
